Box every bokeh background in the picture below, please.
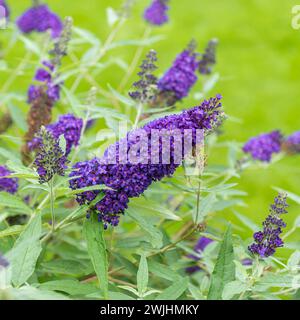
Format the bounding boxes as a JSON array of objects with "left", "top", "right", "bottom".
[{"left": 1, "top": 0, "right": 300, "bottom": 254}]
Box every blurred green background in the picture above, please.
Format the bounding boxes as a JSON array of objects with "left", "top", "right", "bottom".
[{"left": 1, "top": 0, "right": 300, "bottom": 251}]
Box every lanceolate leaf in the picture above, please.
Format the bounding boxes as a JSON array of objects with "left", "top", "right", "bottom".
[
  {"left": 155, "top": 277, "right": 188, "bottom": 300},
  {"left": 83, "top": 215, "right": 108, "bottom": 299},
  {"left": 137, "top": 255, "right": 148, "bottom": 297},
  {"left": 8, "top": 214, "right": 42, "bottom": 287},
  {"left": 207, "top": 225, "right": 236, "bottom": 300}
]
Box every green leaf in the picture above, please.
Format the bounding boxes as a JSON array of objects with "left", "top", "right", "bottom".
[
  {"left": 194, "top": 193, "right": 216, "bottom": 223},
  {"left": 222, "top": 280, "right": 248, "bottom": 300},
  {"left": 0, "top": 192, "right": 32, "bottom": 214},
  {"left": 288, "top": 251, "right": 300, "bottom": 270},
  {"left": 38, "top": 279, "right": 99, "bottom": 296},
  {"left": 253, "top": 274, "right": 295, "bottom": 291},
  {"left": 40, "top": 259, "right": 93, "bottom": 276},
  {"left": 137, "top": 255, "right": 148, "bottom": 297},
  {"left": 130, "top": 199, "right": 181, "bottom": 221},
  {"left": 148, "top": 261, "right": 180, "bottom": 282},
  {"left": 127, "top": 208, "right": 163, "bottom": 248},
  {"left": 8, "top": 214, "right": 42, "bottom": 287},
  {"left": 83, "top": 215, "right": 108, "bottom": 299},
  {"left": 234, "top": 211, "right": 259, "bottom": 232},
  {"left": 155, "top": 277, "right": 188, "bottom": 300},
  {"left": 11, "top": 286, "right": 69, "bottom": 300},
  {"left": 207, "top": 225, "right": 235, "bottom": 300},
  {"left": 58, "top": 135, "right": 67, "bottom": 154},
  {"left": 0, "top": 225, "right": 25, "bottom": 239}
]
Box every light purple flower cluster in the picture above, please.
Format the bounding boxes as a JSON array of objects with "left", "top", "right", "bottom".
[
  {"left": 284, "top": 131, "right": 300, "bottom": 154},
  {"left": 186, "top": 237, "right": 213, "bottom": 273},
  {"left": 0, "top": 165, "right": 18, "bottom": 194},
  {"left": 249, "top": 193, "right": 288, "bottom": 258},
  {"left": 70, "top": 95, "right": 223, "bottom": 229},
  {"left": 243, "top": 130, "right": 282, "bottom": 162},
  {"left": 28, "top": 61, "right": 60, "bottom": 104},
  {"left": 0, "top": 0, "right": 9, "bottom": 18},
  {"left": 158, "top": 47, "right": 199, "bottom": 103},
  {"left": 17, "top": 4, "right": 62, "bottom": 38},
  {"left": 144, "top": 0, "right": 169, "bottom": 26}
]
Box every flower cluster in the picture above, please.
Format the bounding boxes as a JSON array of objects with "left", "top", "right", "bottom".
[
  {"left": 198, "top": 39, "right": 218, "bottom": 75},
  {"left": 34, "top": 127, "right": 68, "bottom": 184},
  {"left": 17, "top": 4, "right": 62, "bottom": 38},
  {"left": 70, "top": 95, "right": 224, "bottom": 229},
  {"left": 249, "top": 193, "right": 288, "bottom": 258},
  {"left": 157, "top": 44, "right": 199, "bottom": 105},
  {"left": 243, "top": 130, "right": 282, "bottom": 162},
  {"left": 0, "top": 0, "right": 9, "bottom": 18},
  {"left": 129, "top": 50, "right": 158, "bottom": 104},
  {"left": 144, "top": 0, "right": 169, "bottom": 26},
  {"left": 28, "top": 61, "right": 60, "bottom": 104},
  {"left": 186, "top": 237, "right": 213, "bottom": 273},
  {"left": 283, "top": 131, "right": 300, "bottom": 154},
  {"left": 0, "top": 165, "right": 18, "bottom": 194}
]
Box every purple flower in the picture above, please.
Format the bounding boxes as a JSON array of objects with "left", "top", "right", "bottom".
[
  {"left": 283, "top": 131, "right": 300, "bottom": 154},
  {"left": 34, "top": 127, "right": 68, "bottom": 184},
  {"left": 47, "top": 114, "right": 83, "bottom": 155},
  {"left": 144, "top": 0, "right": 169, "bottom": 26},
  {"left": 70, "top": 95, "right": 224, "bottom": 229},
  {"left": 158, "top": 46, "right": 199, "bottom": 104},
  {"left": 0, "top": 0, "right": 9, "bottom": 18},
  {"left": 28, "top": 61, "right": 60, "bottom": 104},
  {"left": 248, "top": 193, "right": 288, "bottom": 258},
  {"left": 243, "top": 130, "right": 282, "bottom": 162},
  {"left": 0, "top": 253, "right": 9, "bottom": 268},
  {"left": 0, "top": 165, "right": 18, "bottom": 194},
  {"left": 186, "top": 237, "right": 213, "bottom": 273},
  {"left": 17, "top": 4, "right": 62, "bottom": 38}
]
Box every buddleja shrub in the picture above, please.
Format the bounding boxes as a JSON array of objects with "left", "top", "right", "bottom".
[{"left": 0, "top": 0, "right": 300, "bottom": 301}]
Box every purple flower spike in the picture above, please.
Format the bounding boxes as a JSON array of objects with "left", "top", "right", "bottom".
[
  {"left": 243, "top": 130, "right": 282, "bottom": 162},
  {"left": 158, "top": 47, "right": 199, "bottom": 104},
  {"left": 70, "top": 95, "right": 224, "bottom": 229},
  {"left": 0, "top": 0, "right": 9, "bottom": 18},
  {"left": 0, "top": 165, "right": 18, "bottom": 194},
  {"left": 144, "top": 0, "right": 169, "bottom": 26},
  {"left": 17, "top": 4, "right": 62, "bottom": 38},
  {"left": 248, "top": 193, "right": 288, "bottom": 258}
]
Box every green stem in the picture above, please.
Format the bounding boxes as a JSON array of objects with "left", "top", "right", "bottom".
[{"left": 49, "top": 179, "right": 55, "bottom": 233}]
